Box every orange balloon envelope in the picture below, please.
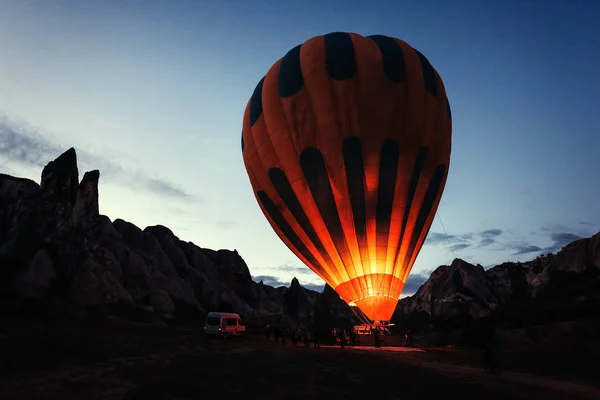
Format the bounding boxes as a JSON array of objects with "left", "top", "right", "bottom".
[{"left": 242, "top": 32, "right": 452, "bottom": 322}]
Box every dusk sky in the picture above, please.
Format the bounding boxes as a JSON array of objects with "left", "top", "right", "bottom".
[{"left": 1, "top": 0, "right": 599, "bottom": 294}]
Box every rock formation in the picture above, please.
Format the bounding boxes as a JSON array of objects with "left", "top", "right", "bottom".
[
  {"left": 0, "top": 148, "right": 328, "bottom": 326},
  {"left": 2, "top": 147, "right": 598, "bottom": 331},
  {"left": 394, "top": 232, "right": 600, "bottom": 329}
]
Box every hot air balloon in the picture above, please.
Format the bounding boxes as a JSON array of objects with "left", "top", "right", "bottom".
[{"left": 241, "top": 32, "right": 451, "bottom": 324}]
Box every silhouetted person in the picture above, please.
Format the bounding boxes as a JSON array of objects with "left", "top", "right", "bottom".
[
  {"left": 313, "top": 329, "right": 321, "bottom": 348},
  {"left": 265, "top": 324, "right": 272, "bottom": 341},
  {"left": 349, "top": 330, "right": 357, "bottom": 347},
  {"left": 273, "top": 326, "right": 280, "bottom": 344},
  {"left": 484, "top": 340, "right": 494, "bottom": 374},
  {"left": 484, "top": 329, "right": 501, "bottom": 374},
  {"left": 304, "top": 331, "right": 311, "bottom": 347},
  {"left": 373, "top": 328, "right": 381, "bottom": 348},
  {"left": 405, "top": 330, "right": 413, "bottom": 347},
  {"left": 281, "top": 327, "right": 287, "bottom": 345},
  {"left": 337, "top": 328, "right": 345, "bottom": 348}
]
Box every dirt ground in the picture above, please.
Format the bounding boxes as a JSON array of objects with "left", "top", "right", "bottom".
[{"left": 1, "top": 316, "right": 599, "bottom": 400}]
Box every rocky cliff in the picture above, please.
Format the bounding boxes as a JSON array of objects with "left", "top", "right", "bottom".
[
  {"left": 394, "top": 232, "right": 600, "bottom": 329},
  {"left": 0, "top": 148, "right": 326, "bottom": 325},
  {"left": 2, "top": 148, "right": 598, "bottom": 331}
]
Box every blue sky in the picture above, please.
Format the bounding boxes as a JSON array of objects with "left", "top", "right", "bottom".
[{"left": 1, "top": 0, "right": 599, "bottom": 294}]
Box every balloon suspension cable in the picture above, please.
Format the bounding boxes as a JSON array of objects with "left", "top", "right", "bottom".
[
  {"left": 436, "top": 211, "right": 456, "bottom": 260},
  {"left": 349, "top": 305, "right": 372, "bottom": 326}
]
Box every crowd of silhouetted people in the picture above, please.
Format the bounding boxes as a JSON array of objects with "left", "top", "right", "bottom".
[
  {"left": 264, "top": 325, "right": 324, "bottom": 347},
  {"left": 263, "top": 324, "right": 416, "bottom": 349},
  {"left": 264, "top": 325, "right": 358, "bottom": 348},
  {"left": 263, "top": 323, "right": 501, "bottom": 375}
]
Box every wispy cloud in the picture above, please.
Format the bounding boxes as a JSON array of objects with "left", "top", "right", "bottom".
[
  {"left": 0, "top": 118, "right": 63, "bottom": 167},
  {"left": 0, "top": 118, "right": 194, "bottom": 200},
  {"left": 451, "top": 243, "right": 470, "bottom": 252},
  {"left": 425, "top": 229, "right": 502, "bottom": 250},
  {"left": 273, "top": 263, "right": 317, "bottom": 276},
  {"left": 256, "top": 265, "right": 433, "bottom": 296},
  {"left": 425, "top": 232, "right": 471, "bottom": 246},
  {"left": 481, "top": 229, "right": 503, "bottom": 236},
  {"left": 512, "top": 244, "right": 543, "bottom": 255},
  {"left": 424, "top": 226, "right": 586, "bottom": 259},
  {"left": 402, "top": 272, "right": 430, "bottom": 295},
  {"left": 507, "top": 230, "right": 585, "bottom": 256},
  {"left": 544, "top": 232, "right": 583, "bottom": 254},
  {"left": 479, "top": 237, "right": 495, "bottom": 246},
  {"left": 251, "top": 263, "right": 328, "bottom": 291},
  {"left": 253, "top": 275, "right": 289, "bottom": 288},
  {"left": 478, "top": 229, "right": 503, "bottom": 247},
  {"left": 252, "top": 274, "right": 324, "bottom": 292},
  {"left": 210, "top": 220, "right": 238, "bottom": 229},
  {"left": 303, "top": 283, "right": 325, "bottom": 292}
]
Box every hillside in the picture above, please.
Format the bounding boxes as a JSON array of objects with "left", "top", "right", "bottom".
[
  {"left": 2, "top": 147, "right": 598, "bottom": 334},
  {"left": 393, "top": 232, "right": 600, "bottom": 337},
  {"left": 0, "top": 148, "right": 332, "bottom": 327}
]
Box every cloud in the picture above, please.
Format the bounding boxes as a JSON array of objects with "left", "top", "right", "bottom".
[
  {"left": 255, "top": 266, "right": 435, "bottom": 296},
  {"left": 253, "top": 275, "right": 289, "bottom": 288},
  {"left": 402, "top": 272, "right": 430, "bottom": 295},
  {"left": 425, "top": 232, "right": 472, "bottom": 246},
  {"left": 481, "top": 229, "right": 503, "bottom": 237},
  {"left": 508, "top": 230, "right": 585, "bottom": 257},
  {"left": 479, "top": 229, "right": 504, "bottom": 247},
  {"left": 424, "top": 232, "right": 455, "bottom": 245},
  {"left": 252, "top": 274, "right": 324, "bottom": 292},
  {"left": 426, "top": 229, "right": 503, "bottom": 250},
  {"left": 251, "top": 263, "right": 324, "bottom": 289},
  {"left": 0, "top": 118, "right": 193, "bottom": 200},
  {"left": 543, "top": 232, "right": 583, "bottom": 254},
  {"left": 210, "top": 220, "right": 238, "bottom": 229},
  {"left": 579, "top": 221, "right": 596, "bottom": 227},
  {"left": 136, "top": 175, "right": 191, "bottom": 199},
  {"left": 479, "top": 237, "right": 495, "bottom": 246},
  {"left": 451, "top": 243, "right": 470, "bottom": 252},
  {"left": 303, "top": 283, "right": 325, "bottom": 292},
  {"left": 277, "top": 263, "right": 313, "bottom": 275},
  {"left": 0, "top": 118, "right": 64, "bottom": 167},
  {"left": 477, "top": 229, "right": 503, "bottom": 247},
  {"left": 512, "top": 245, "right": 543, "bottom": 255}
]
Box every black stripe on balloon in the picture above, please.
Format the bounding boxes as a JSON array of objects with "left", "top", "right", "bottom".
[
  {"left": 446, "top": 98, "right": 452, "bottom": 121},
  {"left": 257, "top": 190, "right": 322, "bottom": 273},
  {"left": 367, "top": 35, "right": 406, "bottom": 83},
  {"left": 393, "top": 146, "right": 429, "bottom": 264},
  {"left": 300, "top": 147, "right": 351, "bottom": 256},
  {"left": 403, "top": 164, "right": 446, "bottom": 269},
  {"left": 241, "top": 130, "right": 244, "bottom": 151},
  {"left": 249, "top": 77, "right": 265, "bottom": 127},
  {"left": 343, "top": 137, "right": 367, "bottom": 246},
  {"left": 268, "top": 168, "right": 333, "bottom": 265},
  {"left": 376, "top": 139, "right": 400, "bottom": 240},
  {"left": 279, "top": 44, "right": 303, "bottom": 98},
  {"left": 324, "top": 32, "right": 356, "bottom": 80},
  {"left": 414, "top": 50, "right": 438, "bottom": 97}
]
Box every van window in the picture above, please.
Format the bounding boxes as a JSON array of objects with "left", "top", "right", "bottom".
[
  {"left": 224, "top": 318, "right": 238, "bottom": 326},
  {"left": 206, "top": 317, "right": 220, "bottom": 326}
]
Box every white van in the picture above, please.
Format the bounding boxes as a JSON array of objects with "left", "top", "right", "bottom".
[{"left": 204, "top": 312, "right": 246, "bottom": 337}]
